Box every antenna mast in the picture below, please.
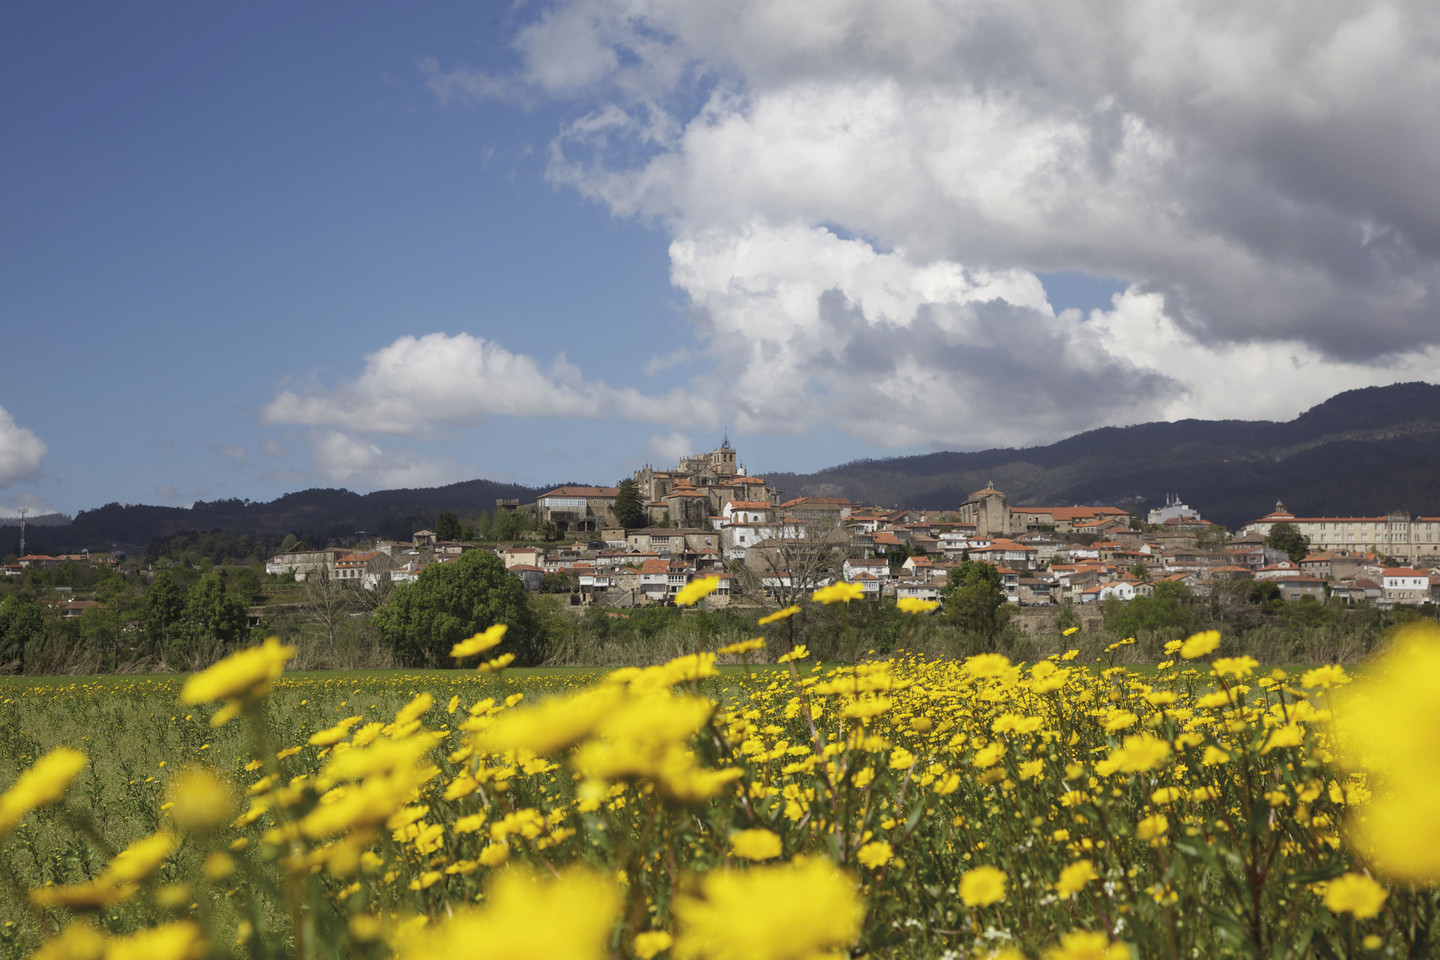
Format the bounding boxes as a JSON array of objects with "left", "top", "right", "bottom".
[{"left": 18, "top": 508, "right": 28, "bottom": 557}]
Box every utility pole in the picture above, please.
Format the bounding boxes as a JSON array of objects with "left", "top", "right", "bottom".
[{"left": 18, "top": 507, "right": 27, "bottom": 557}]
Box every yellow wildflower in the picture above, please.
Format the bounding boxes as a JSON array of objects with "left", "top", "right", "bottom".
[
  {"left": 675, "top": 576, "right": 721, "bottom": 607},
  {"left": 857, "top": 841, "right": 893, "bottom": 868},
  {"left": 1322, "top": 873, "right": 1388, "bottom": 919},
  {"left": 181, "top": 636, "right": 293, "bottom": 705},
  {"left": 895, "top": 597, "right": 939, "bottom": 614},
  {"left": 959, "top": 865, "right": 1007, "bottom": 907},
  {"left": 674, "top": 857, "right": 863, "bottom": 960},
  {"left": 451, "top": 624, "right": 508, "bottom": 659},
  {"left": 1178, "top": 630, "right": 1221, "bottom": 659},
  {"left": 0, "top": 745, "right": 88, "bottom": 837},
  {"left": 729, "top": 828, "right": 783, "bottom": 861},
  {"left": 635, "top": 930, "right": 675, "bottom": 959},
  {"left": 393, "top": 867, "right": 618, "bottom": 960},
  {"left": 716, "top": 637, "right": 766, "bottom": 656},
  {"left": 1055, "top": 859, "right": 1097, "bottom": 897},
  {"left": 758, "top": 606, "right": 801, "bottom": 625},
  {"left": 812, "top": 582, "right": 864, "bottom": 604},
  {"left": 1042, "top": 930, "right": 1130, "bottom": 960}
]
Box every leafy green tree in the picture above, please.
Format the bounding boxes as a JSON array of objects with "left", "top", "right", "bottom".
[
  {"left": 1265, "top": 521, "right": 1310, "bottom": 563},
  {"left": 435, "top": 511, "right": 464, "bottom": 542},
  {"left": 373, "top": 550, "right": 542, "bottom": 668},
  {"left": 146, "top": 570, "right": 186, "bottom": 655},
  {"left": 0, "top": 594, "right": 48, "bottom": 673},
  {"left": 1103, "top": 579, "right": 1195, "bottom": 638},
  {"left": 941, "top": 559, "right": 1008, "bottom": 639},
  {"left": 280, "top": 533, "right": 299, "bottom": 553},
  {"left": 231, "top": 566, "right": 266, "bottom": 605},
  {"left": 181, "top": 574, "right": 250, "bottom": 652},
  {"left": 613, "top": 479, "right": 646, "bottom": 530}
]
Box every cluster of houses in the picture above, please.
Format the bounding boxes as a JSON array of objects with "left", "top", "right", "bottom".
[{"left": 259, "top": 443, "right": 1440, "bottom": 611}]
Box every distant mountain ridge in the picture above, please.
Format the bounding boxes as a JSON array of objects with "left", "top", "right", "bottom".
[
  {"left": 6, "top": 381, "right": 1440, "bottom": 553},
  {"left": 0, "top": 478, "right": 546, "bottom": 555},
  {"left": 764, "top": 382, "right": 1440, "bottom": 529}
]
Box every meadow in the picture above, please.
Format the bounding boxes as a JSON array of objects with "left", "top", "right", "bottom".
[{"left": 1, "top": 587, "right": 1437, "bottom": 960}]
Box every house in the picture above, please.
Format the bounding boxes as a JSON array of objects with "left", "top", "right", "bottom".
[
  {"left": 508, "top": 564, "right": 546, "bottom": 593},
  {"left": 266, "top": 546, "right": 342, "bottom": 581},
  {"left": 1381, "top": 567, "right": 1431, "bottom": 605},
  {"left": 843, "top": 557, "right": 890, "bottom": 582},
  {"left": 895, "top": 580, "right": 941, "bottom": 603},
  {"left": 1273, "top": 576, "right": 1328, "bottom": 602},
  {"left": 536, "top": 486, "right": 620, "bottom": 535}
]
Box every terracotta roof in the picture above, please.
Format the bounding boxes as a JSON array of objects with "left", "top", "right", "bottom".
[{"left": 539, "top": 485, "right": 620, "bottom": 499}]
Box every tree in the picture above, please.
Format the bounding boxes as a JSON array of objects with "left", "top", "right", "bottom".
[
  {"left": 146, "top": 570, "right": 186, "bottom": 656},
  {"left": 372, "top": 550, "right": 542, "bottom": 668},
  {"left": 435, "top": 511, "right": 464, "bottom": 542},
  {"left": 0, "top": 594, "right": 48, "bottom": 673},
  {"left": 732, "top": 520, "right": 848, "bottom": 610},
  {"left": 941, "top": 559, "right": 1008, "bottom": 639},
  {"left": 299, "top": 565, "right": 357, "bottom": 661},
  {"left": 614, "top": 479, "right": 646, "bottom": 530},
  {"left": 1266, "top": 521, "right": 1310, "bottom": 563},
  {"left": 180, "top": 574, "right": 249, "bottom": 654}
]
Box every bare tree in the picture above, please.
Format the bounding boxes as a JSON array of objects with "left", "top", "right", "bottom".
[
  {"left": 298, "top": 566, "right": 357, "bottom": 664},
  {"left": 734, "top": 519, "right": 850, "bottom": 610}
]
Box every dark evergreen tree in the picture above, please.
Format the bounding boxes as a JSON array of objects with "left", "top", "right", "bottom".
[{"left": 613, "top": 478, "right": 646, "bottom": 530}]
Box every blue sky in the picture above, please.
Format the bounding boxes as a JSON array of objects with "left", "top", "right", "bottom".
[{"left": 4, "top": 2, "right": 1439, "bottom": 517}]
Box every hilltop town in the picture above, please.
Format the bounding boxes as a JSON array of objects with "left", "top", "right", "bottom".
[{"left": 210, "top": 441, "right": 1440, "bottom": 612}]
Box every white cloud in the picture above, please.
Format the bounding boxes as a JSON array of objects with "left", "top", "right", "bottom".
[
  {"left": 646, "top": 431, "right": 693, "bottom": 464},
  {"left": 263, "top": 332, "right": 717, "bottom": 435},
  {"left": 413, "top": 0, "right": 1440, "bottom": 453},
  {"left": 308, "top": 430, "right": 475, "bottom": 490},
  {"left": 0, "top": 492, "right": 58, "bottom": 519},
  {"left": 218, "top": 445, "right": 247, "bottom": 465},
  {"left": 0, "top": 405, "right": 46, "bottom": 488}
]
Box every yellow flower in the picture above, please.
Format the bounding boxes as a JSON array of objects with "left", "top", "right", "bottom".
[
  {"left": 1322, "top": 873, "right": 1388, "bottom": 919},
  {"left": 1055, "top": 859, "right": 1097, "bottom": 897},
  {"left": 964, "top": 653, "right": 1012, "bottom": 678},
  {"left": 959, "top": 865, "right": 1006, "bottom": 907},
  {"left": 857, "top": 841, "right": 893, "bottom": 869},
  {"left": 1262, "top": 724, "right": 1304, "bottom": 753},
  {"left": 180, "top": 637, "right": 295, "bottom": 716},
  {"left": 451, "top": 624, "right": 508, "bottom": 659},
  {"left": 29, "top": 922, "right": 105, "bottom": 960},
  {"left": 106, "top": 830, "right": 179, "bottom": 884},
  {"left": 1063, "top": 625, "right": 1081, "bottom": 636},
  {"left": 1043, "top": 930, "right": 1130, "bottom": 960},
  {"left": 0, "top": 745, "right": 87, "bottom": 837},
  {"left": 1332, "top": 623, "right": 1440, "bottom": 881},
  {"left": 674, "top": 857, "right": 863, "bottom": 960},
  {"left": 676, "top": 576, "right": 721, "bottom": 607},
  {"left": 812, "top": 582, "right": 864, "bottom": 604},
  {"left": 729, "top": 828, "right": 783, "bottom": 861},
  {"left": 103, "top": 921, "right": 205, "bottom": 960},
  {"left": 308, "top": 715, "right": 363, "bottom": 747},
  {"left": 776, "top": 645, "right": 810, "bottom": 664},
  {"left": 1105, "top": 734, "right": 1171, "bottom": 773},
  {"left": 635, "top": 930, "right": 675, "bottom": 959},
  {"left": 1179, "top": 630, "right": 1221, "bottom": 659},
  {"left": 1136, "top": 814, "right": 1169, "bottom": 843},
  {"left": 895, "top": 597, "right": 939, "bottom": 614},
  {"left": 758, "top": 605, "right": 801, "bottom": 625},
  {"left": 716, "top": 637, "right": 766, "bottom": 656},
  {"left": 1301, "top": 664, "right": 1348, "bottom": 689},
  {"left": 393, "top": 867, "right": 618, "bottom": 960},
  {"left": 1212, "top": 655, "right": 1258, "bottom": 679}
]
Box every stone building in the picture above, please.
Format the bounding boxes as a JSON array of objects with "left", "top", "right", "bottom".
[{"left": 632, "top": 439, "right": 780, "bottom": 525}]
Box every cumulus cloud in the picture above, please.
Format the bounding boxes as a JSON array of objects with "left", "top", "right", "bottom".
[
  {"left": 0, "top": 492, "right": 57, "bottom": 519},
  {"left": 307, "top": 430, "right": 476, "bottom": 490},
  {"left": 263, "top": 333, "right": 713, "bottom": 435},
  {"left": 414, "top": 0, "right": 1440, "bottom": 453},
  {"left": 0, "top": 405, "right": 46, "bottom": 489}
]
